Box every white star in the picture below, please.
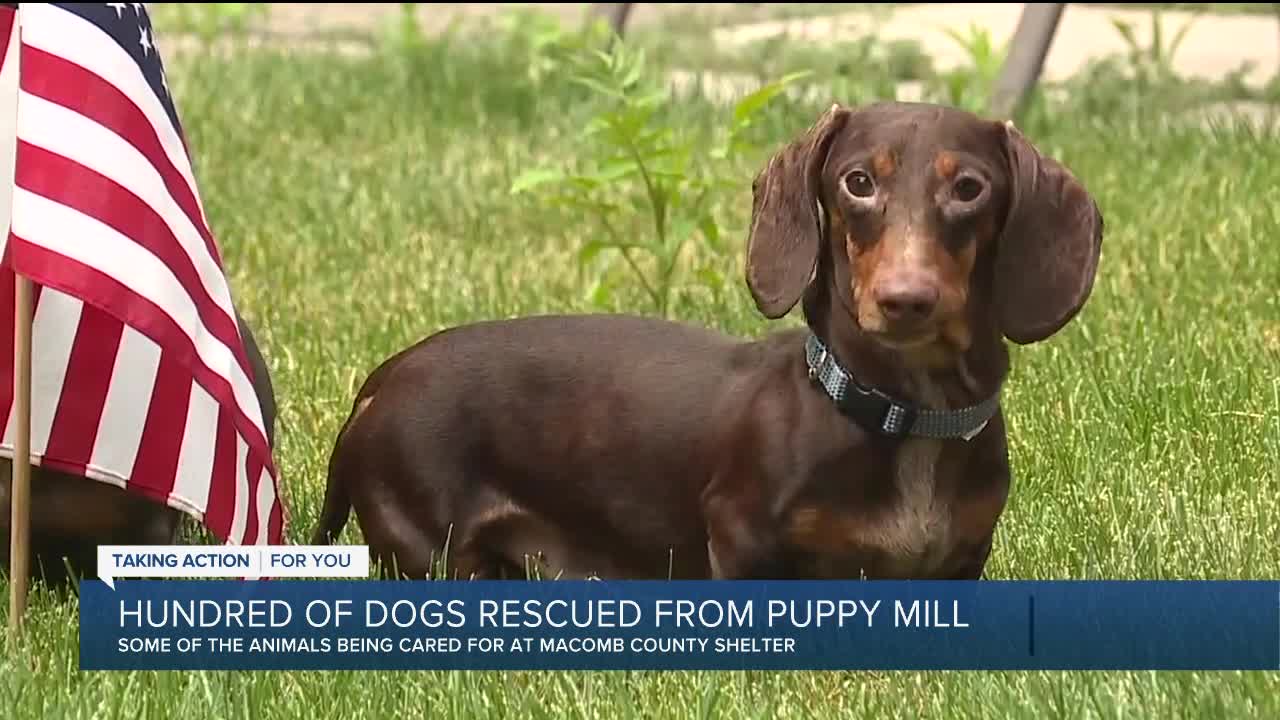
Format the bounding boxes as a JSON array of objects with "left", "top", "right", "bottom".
[
  {"left": 107, "top": 3, "right": 128, "bottom": 18},
  {"left": 159, "top": 66, "right": 169, "bottom": 96},
  {"left": 132, "top": 3, "right": 144, "bottom": 13},
  {"left": 138, "top": 25, "right": 151, "bottom": 55}
]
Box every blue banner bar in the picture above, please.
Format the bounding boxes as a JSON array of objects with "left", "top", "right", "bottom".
[{"left": 78, "top": 580, "right": 1279, "bottom": 671}]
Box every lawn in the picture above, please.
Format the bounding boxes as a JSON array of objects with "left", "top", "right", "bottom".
[{"left": 1, "top": 6, "right": 1278, "bottom": 719}]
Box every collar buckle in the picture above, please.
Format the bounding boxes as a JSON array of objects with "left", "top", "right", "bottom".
[
  {"left": 835, "top": 380, "right": 917, "bottom": 440},
  {"left": 878, "top": 399, "right": 917, "bottom": 438},
  {"left": 960, "top": 418, "right": 990, "bottom": 442}
]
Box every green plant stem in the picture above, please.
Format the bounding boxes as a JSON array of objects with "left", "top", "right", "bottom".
[
  {"left": 619, "top": 247, "right": 663, "bottom": 310},
  {"left": 658, "top": 236, "right": 688, "bottom": 315},
  {"left": 627, "top": 141, "right": 664, "bottom": 244},
  {"left": 622, "top": 139, "right": 669, "bottom": 313},
  {"left": 595, "top": 211, "right": 663, "bottom": 310}
]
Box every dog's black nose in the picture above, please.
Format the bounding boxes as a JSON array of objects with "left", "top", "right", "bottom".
[{"left": 874, "top": 281, "right": 939, "bottom": 322}]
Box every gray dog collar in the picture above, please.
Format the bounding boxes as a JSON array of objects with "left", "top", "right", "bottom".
[{"left": 804, "top": 334, "right": 1000, "bottom": 441}]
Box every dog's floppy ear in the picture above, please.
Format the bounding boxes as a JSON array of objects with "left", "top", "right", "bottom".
[
  {"left": 994, "top": 121, "right": 1104, "bottom": 345},
  {"left": 745, "top": 104, "right": 851, "bottom": 319}
]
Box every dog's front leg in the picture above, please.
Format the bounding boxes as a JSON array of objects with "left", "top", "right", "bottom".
[
  {"left": 701, "top": 473, "right": 789, "bottom": 580},
  {"left": 947, "top": 534, "right": 995, "bottom": 580}
]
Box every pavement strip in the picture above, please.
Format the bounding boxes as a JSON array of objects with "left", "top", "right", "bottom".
[{"left": 153, "top": 3, "right": 1279, "bottom": 130}]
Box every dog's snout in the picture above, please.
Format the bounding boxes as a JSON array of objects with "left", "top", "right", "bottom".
[{"left": 874, "top": 279, "right": 939, "bottom": 322}]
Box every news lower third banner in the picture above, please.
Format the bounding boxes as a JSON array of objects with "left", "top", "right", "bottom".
[{"left": 78, "top": 562, "right": 1278, "bottom": 672}]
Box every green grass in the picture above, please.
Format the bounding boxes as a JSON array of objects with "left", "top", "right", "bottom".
[{"left": 2, "top": 9, "right": 1279, "bottom": 720}]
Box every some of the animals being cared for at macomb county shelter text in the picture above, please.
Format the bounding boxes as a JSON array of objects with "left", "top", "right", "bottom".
[{"left": 312, "top": 100, "right": 1104, "bottom": 583}]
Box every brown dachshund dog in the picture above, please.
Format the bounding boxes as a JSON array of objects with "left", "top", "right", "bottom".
[
  {"left": 0, "top": 311, "right": 277, "bottom": 587},
  {"left": 313, "top": 101, "right": 1103, "bottom": 581}
]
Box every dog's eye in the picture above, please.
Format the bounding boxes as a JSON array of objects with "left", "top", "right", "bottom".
[
  {"left": 953, "top": 176, "right": 984, "bottom": 203},
  {"left": 844, "top": 170, "right": 875, "bottom": 198}
]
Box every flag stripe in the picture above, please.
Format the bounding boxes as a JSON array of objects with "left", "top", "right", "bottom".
[
  {"left": 0, "top": 267, "right": 18, "bottom": 433},
  {"left": 8, "top": 194, "right": 269, "bottom": 452},
  {"left": 5, "top": 236, "right": 273, "bottom": 479},
  {"left": 0, "top": 5, "right": 16, "bottom": 264},
  {"left": 203, "top": 409, "right": 237, "bottom": 540},
  {"left": 172, "top": 380, "right": 219, "bottom": 518},
  {"left": 17, "top": 49, "right": 232, "bottom": 320},
  {"left": 23, "top": 288, "right": 81, "bottom": 458},
  {"left": 89, "top": 323, "right": 161, "bottom": 485},
  {"left": 228, "top": 434, "right": 250, "bottom": 545},
  {"left": 256, "top": 464, "right": 277, "bottom": 548},
  {"left": 0, "top": 273, "right": 45, "bottom": 440},
  {"left": 0, "top": 5, "right": 15, "bottom": 76},
  {"left": 241, "top": 452, "right": 263, "bottom": 545},
  {"left": 40, "top": 304, "right": 123, "bottom": 476},
  {"left": 18, "top": 4, "right": 211, "bottom": 241},
  {"left": 268, "top": 477, "right": 285, "bottom": 547},
  {"left": 127, "top": 351, "right": 190, "bottom": 505},
  {"left": 13, "top": 138, "right": 247, "bottom": 381}
]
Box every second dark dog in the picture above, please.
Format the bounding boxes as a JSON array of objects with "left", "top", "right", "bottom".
[{"left": 313, "top": 101, "right": 1103, "bottom": 581}]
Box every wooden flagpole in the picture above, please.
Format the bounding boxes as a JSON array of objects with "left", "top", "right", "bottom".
[{"left": 8, "top": 271, "right": 31, "bottom": 631}]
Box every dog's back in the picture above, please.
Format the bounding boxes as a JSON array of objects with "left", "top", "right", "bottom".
[{"left": 313, "top": 314, "right": 757, "bottom": 579}]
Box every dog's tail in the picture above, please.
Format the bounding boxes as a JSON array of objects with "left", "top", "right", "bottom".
[
  {"left": 310, "top": 449, "right": 353, "bottom": 546},
  {"left": 309, "top": 349, "right": 414, "bottom": 546},
  {"left": 310, "top": 382, "right": 384, "bottom": 545}
]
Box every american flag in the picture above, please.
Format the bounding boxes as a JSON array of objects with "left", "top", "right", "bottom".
[{"left": 0, "top": 3, "right": 284, "bottom": 546}]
